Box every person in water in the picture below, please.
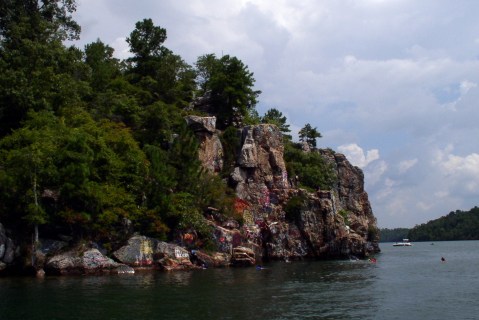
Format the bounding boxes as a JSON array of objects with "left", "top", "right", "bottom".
[{"left": 441, "top": 257, "right": 446, "bottom": 262}]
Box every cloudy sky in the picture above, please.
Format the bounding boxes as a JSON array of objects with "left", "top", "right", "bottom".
[{"left": 72, "top": 0, "right": 479, "bottom": 228}]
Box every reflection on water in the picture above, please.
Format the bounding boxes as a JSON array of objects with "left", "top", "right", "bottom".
[
  {"left": 1, "top": 260, "right": 379, "bottom": 320},
  {"left": 2, "top": 242, "right": 479, "bottom": 319}
]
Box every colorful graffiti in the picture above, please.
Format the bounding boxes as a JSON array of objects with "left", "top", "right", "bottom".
[
  {"left": 282, "top": 170, "right": 288, "bottom": 187},
  {"left": 235, "top": 198, "right": 256, "bottom": 226},
  {"left": 136, "top": 239, "right": 153, "bottom": 266},
  {"left": 234, "top": 198, "right": 250, "bottom": 213},
  {"left": 259, "top": 185, "right": 270, "bottom": 206},
  {"left": 243, "top": 209, "right": 254, "bottom": 225},
  {"left": 174, "top": 247, "right": 189, "bottom": 259},
  {"left": 183, "top": 233, "right": 195, "bottom": 243}
]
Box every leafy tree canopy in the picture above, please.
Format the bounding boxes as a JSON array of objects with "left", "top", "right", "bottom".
[
  {"left": 0, "top": 109, "right": 148, "bottom": 241},
  {"left": 195, "top": 53, "right": 261, "bottom": 129},
  {"left": 284, "top": 143, "right": 337, "bottom": 191},
  {"left": 299, "top": 123, "right": 322, "bottom": 148},
  {"left": 261, "top": 108, "right": 292, "bottom": 141},
  {"left": 0, "top": 0, "right": 80, "bottom": 42}
]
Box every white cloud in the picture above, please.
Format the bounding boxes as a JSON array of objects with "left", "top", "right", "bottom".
[
  {"left": 434, "top": 149, "right": 479, "bottom": 195},
  {"left": 459, "top": 80, "right": 477, "bottom": 95},
  {"left": 337, "top": 143, "right": 379, "bottom": 168},
  {"left": 398, "top": 159, "right": 418, "bottom": 174},
  {"left": 365, "top": 160, "right": 388, "bottom": 186},
  {"left": 111, "top": 37, "right": 130, "bottom": 60}
]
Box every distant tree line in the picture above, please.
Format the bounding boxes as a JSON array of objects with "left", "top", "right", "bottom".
[
  {"left": 380, "top": 206, "right": 479, "bottom": 242},
  {"left": 379, "top": 228, "right": 410, "bottom": 242},
  {"left": 407, "top": 206, "right": 479, "bottom": 241}
]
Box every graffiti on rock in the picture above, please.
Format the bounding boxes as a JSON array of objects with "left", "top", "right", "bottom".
[
  {"left": 136, "top": 239, "right": 153, "bottom": 266},
  {"left": 174, "top": 248, "right": 189, "bottom": 259}
]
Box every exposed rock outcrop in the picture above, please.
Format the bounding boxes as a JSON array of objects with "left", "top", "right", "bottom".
[
  {"left": 0, "top": 223, "right": 17, "bottom": 272},
  {"left": 113, "top": 235, "right": 195, "bottom": 271},
  {"left": 189, "top": 117, "right": 380, "bottom": 262},
  {"left": 45, "top": 247, "right": 133, "bottom": 275},
  {"left": 185, "top": 115, "right": 223, "bottom": 173},
  {"left": 190, "top": 250, "right": 230, "bottom": 268}
]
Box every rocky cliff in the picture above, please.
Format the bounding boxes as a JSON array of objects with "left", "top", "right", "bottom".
[
  {"left": 187, "top": 116, "right": 380, "bottom": 262},
  {"left": 0, "top": 117, "right": 379, "bottom": 276}
]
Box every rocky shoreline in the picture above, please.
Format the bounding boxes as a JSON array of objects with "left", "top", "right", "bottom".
[{"left": 0, "top": 117, "right": 380, "bottom": 277}]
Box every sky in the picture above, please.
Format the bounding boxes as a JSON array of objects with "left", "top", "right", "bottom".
[{"left": 72, "top": 0, "right": 479, "bottom": 228}]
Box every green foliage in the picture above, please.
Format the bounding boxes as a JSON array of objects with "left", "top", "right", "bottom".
[
  {"left": 0, "top": 110, "right": 148, "bottom": 240},
  {"left": 194, "top": 172, "right": 236, "bottom": 217},
  {"left": 378, "top": 228, "right": 410, "bottom": 242},
  {"left": 84, "top": 39, "right": 120, "bottom": 92},
  {"left": 299, "top": 123, "right": 322, "bottom": 148},
  {"left": 162, "top": 193, "right": 212, "bottom": 236},
  {"left": 407, "top": 207, "right": 479, "bottom": 241},
  {"left": 0, "top": 0, "right": 89, "bottom": 137},
  {"left": 243, "top": 108, "right": 261, "bottom": 126},
  {"left": 0, "top": 0, "right": 81, "bottom": 42},
  {"left": 219, "top": 126, "right": 241, "bottom": 176},
  {"left": 127, "top": 18, "right": 167, "bottom": 63},
  {"left": 338, "top": 209, "right": 350, "bottom": 225},
  {"left": 284, "top": 143, "right": 337, "bottom": 190},
  {"left": 367, "top": 225, "right": 379, "bottom": 241},
  {"left": 261, "top": 108, "right": 291, "bottom": 141},
  {"left": 125, "top": 19, "right": 196, "bottom": 107},
  {"left": 195, "top": 53, "right": 261, "bottom": 129}
]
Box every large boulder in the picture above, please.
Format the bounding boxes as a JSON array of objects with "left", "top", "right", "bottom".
[
  {"left": 113, "top": 235, "right": 195, "bottom": 271},
  {"left": 190, "top": 250, "right": 230, "bottom": 268},
  {"left": 45, "top": 248, "right": 132, "bottom": 275},
  {"left": 0, "top": 223, "right": 16, "bottom": 268}
]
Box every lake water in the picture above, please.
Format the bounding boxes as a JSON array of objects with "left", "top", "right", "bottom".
[{"left": 1, "top": 241, "right": 479, "bottom": 319}]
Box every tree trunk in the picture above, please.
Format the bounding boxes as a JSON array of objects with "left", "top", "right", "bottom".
[{"left": 33, "top": 172, "right": 39, "bottom": 245}]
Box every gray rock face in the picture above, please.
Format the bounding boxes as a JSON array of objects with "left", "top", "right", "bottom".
[
  {"left": 45, "top": 248, "right": 128, "bottom": 275},
  {"left": 190, "top": 250, "right": 230, "bottom": 268},
  {"left": 113, "top": 235, "right": 194, "bottom": 271},
  {"left": 185, "top": 116, "right": 216, "bottom": 134},
  {"left": 230, "top": 123, "right": 378, "bottom": 260},
  {"left": 186, "top": 116, "right": 224, "bottom": 173},
  {"left": 187, "top": 118, "right": 379, "bottom": 261},
  {"left": 0, "top": 223, "right": 16, "bottom": 266}
]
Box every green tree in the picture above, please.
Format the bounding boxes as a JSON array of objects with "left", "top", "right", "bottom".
[
  {"left": 261, "top": 108, "right": 292, "bottom": 141},
  {"left": 298, "top": 123, "right": 322, "bottom": 148},
  {"left": 284, "top": 143, "right": 337, "bottom": 191},
  {"left": 195, "top": 54, "right": 261, "bottom": 129},
  {"left": 0, "top": 110, "right": 149, "bottom": 242},
  {"left": 84, "top": 39, "right": 120, "bottom": 92},
  {"left": 0, "top": 0, "right": 80, "bottom": 42},
  {"left": 127, "top": 18, "right": 167, "bottom": 67},
  {"left": 0, "top": 111, "right": 58, "bottom": 243},
  {"left": 0, "top": 0, "right": 88, "bottom": 137},
  {"left": 126, "top": 19, "right": 195, "bottom": 107}
]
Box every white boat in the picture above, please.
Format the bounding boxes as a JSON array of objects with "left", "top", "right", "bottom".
[{"left": 393, "top": 239, "right": 412, "bottom": 246}]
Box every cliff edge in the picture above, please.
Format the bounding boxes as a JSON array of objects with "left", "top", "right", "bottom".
[{"left": 188, "top": 116, "right": 380, "bottom": 262}]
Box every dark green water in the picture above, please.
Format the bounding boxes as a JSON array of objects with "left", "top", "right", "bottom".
[{"left": 1, "top": 241, "right": 479, "bottom": 319}]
